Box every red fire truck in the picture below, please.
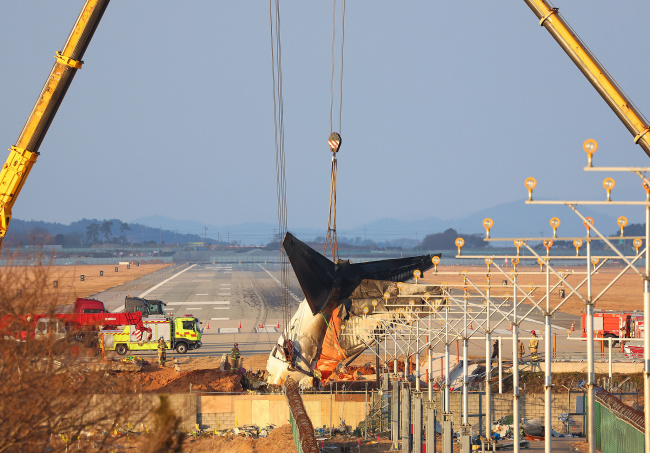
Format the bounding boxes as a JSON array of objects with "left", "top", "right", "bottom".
[{"left": 581, "top": 309, "right": 644, "bottom": 346}]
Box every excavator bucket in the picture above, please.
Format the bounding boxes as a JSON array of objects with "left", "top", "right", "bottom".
[{"left": 283, "top": 232, "right": 439, "bottom": 315}]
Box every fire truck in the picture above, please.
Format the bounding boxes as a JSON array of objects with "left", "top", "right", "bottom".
[
  {"left": 102, "top": 314, "right": 202, "bottom": 355},
  {"left": 581, "top": 309, "right": 644, "bottom": 346}
]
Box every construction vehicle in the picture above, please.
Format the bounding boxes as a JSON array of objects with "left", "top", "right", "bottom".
[
  {"left": 1, "top": 310, "right": 151, "bottom": 355},
  {"left": 581, "top": 309, "right": 644, "bottom": 346},
  {"left": 103, "top": 314, "right": 202, "bottom": 355},
  {"left": 523, "top": 0, "right": 650, "bottom": 158},
  {"left": 124, "top": 296, "right": 167, "bottom": 317},
  {"left": 0, "top": 0, "right": 109, "bottom": 253},
  {"left": 74, "top": 297, "right": 108, "bottom": 314}
]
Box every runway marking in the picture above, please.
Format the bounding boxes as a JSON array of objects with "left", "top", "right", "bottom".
[
  {"left": 112, "top": 264, "right": 196, "bottom": 313},
  {"left": 221, "top": 283, "right": 231, "bottom": 286},
  {"left": 187, "top": 308, "right": 203, "bottom": 310},
  {"left": 211, "top": 317, "right": 230, "bottom": 321},
  {"left": 196, "top": 293, "right": 208, "bottom": 296},
  {"left": 219, "top": 327, "right": 239, "bottom": 333},
  {"left": 259, "top": 264, "right": 302, "bottom": 303},
  {"left": 167, "top": 301, "right": 230, "bottom": 305},
  {"left": 218, "top": 293, "right": 231, "bottom": 296}
]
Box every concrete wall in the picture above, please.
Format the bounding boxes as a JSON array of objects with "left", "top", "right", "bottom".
[
  {"left": 197, "top": 393, "right": 370, "bottom": 430},
  {"left": 86, "top": 391, "right": 584, "bottom": 435},
  {"left": 426, "top": 392, "right": 584, "bottom": 435}
]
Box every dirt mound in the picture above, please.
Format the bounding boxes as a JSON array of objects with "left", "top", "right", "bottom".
[
  {"left": 156, "top": 368, "right": 243, "bottom": 393},
  {"left": 99, "top": 359, "right": 242, "bottom": 393}
]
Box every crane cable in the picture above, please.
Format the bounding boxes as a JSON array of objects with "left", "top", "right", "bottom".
[
  {"left": 269, "top": 0, "right": 291, "bottom": 332},
  {"left": 323, "top": 0, "right": 345, "bottom": 262}
]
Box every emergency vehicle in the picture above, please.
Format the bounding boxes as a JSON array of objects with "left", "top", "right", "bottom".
[
  {"left": 581, "top": 309, "right": 644, "bottom": 345},
  {"left": 102, "top": 314, "right": 202, "bottom": 355}
]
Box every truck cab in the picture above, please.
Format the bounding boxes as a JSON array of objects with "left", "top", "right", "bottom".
[
  {"left": 74, "top": 298, "right": 107, "bottom": 314},
  {"left": 124, "top": 296, "right": 167, "bottom": 317},
  {"left": 173, "top": 315, "right": 202, "bottom": 353}
]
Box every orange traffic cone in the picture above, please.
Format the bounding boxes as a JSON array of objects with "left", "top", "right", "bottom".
[
  {"left": 205, "top": 321, "right": 210, "bottom": 330},
  {"left": 509, "top": 323, "right": 513, "bottom": 331},
  {"left": 276, "top": 320, "right": 280, "bottom": 328},
  {"left": 571, "top": 322, "right": 575, "bottom": 332},
  {"left": 469, "top": 323, "right": 473, "bottom": 330},
  {"left": 260, "top": 321, "right": 264, "bottom": 328},
  {"left": 238, "top": 321, "right": 242, "bottom": 329}
]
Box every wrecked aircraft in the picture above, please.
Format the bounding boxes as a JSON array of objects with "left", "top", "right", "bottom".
[{"left": 266, "top": 232, "right": 445, "bottom": 388}]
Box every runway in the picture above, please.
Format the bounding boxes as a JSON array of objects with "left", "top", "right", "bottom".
[{"left": 92, "top": 262, "right": 588, "bottom": 362}]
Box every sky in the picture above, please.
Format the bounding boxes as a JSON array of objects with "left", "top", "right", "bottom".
[{"left": 2, "top": 1, "right": 650, "bottom": 239}]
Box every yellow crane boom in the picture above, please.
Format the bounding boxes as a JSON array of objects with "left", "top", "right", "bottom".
[
  {"left": 523, "top": 0, "right": 650, "bottom": 158},
  {"left": 0, "top": 0, "right": 110, "bottom": 252}
]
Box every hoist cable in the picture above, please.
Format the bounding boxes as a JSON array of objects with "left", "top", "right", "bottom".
[
  {"left": 269, "top": 0, "right": 291, "bottom": 331},
  {"left": 329, "top": 0, "right": 345, "bottom": 133}
]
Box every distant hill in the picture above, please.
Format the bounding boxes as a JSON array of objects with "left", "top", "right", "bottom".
[{"left": 6, "top": 199, "right": 639, "bottom": 248}]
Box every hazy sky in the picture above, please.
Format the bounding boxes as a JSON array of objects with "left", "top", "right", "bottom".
[{"left": 2, "top": 1, "right": 650, "bottom": 235}]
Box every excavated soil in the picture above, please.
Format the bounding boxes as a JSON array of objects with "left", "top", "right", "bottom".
[{"left": 101, "top": 360, "right": 242, "bottom": 394}]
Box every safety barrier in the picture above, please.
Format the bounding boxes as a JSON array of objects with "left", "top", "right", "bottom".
[{"left": 589, "top": 387, "right": 644, "bottom": 453}]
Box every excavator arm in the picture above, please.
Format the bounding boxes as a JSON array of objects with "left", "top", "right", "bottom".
[
  {"left": 0, "top": 0, "right": 110, "bottom": 251},
  {"left": 523, "top": 0, "right": 650, "bottom": 158}
]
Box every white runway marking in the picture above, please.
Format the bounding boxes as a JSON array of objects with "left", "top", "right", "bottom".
[
  {"left": 196, "top": 293, "right": 208, "bottom": 296},
  {"left": 211, "top": 317, "right": 230, "bottom": 321},
  {"left": 187, "top": 308, "right": 203, "bottom": 310},
  {"left": 219, "top": 327, "right": 239, "bottom": 333},
  {"left": 167, "top": 301, "right": 230, "bottom": 305},
  {"left": 112, "top": 264, "right": 197, "bottom": 313},
  {"left": 259, "top": 264, "right": 302, "bottom": 303},
  {"left": 218, "top": 293, "right": 231, "bottom": 296}
]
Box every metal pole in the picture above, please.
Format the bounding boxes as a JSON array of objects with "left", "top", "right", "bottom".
[
  {"left": 644, "top": 199, "right": 650, "bottom": 453},
  {"left": 462, "top": 293, "right": 471, "bottom": 453},
  {"left": 463, "top": 295, "right": 469, "bottom": 426},
  {"left": 544, "top": 259, "right": 552, "bottom": 453},
  {"left": 428, "top": 325, "right": 433, "bottom": 401},
  {"left": 586, "top": 232, "right": 595, "bottom": 453},
  {"left": 395, "top": 336, "right": 398, "bottom": 374},
  {"left": 486, "top": 283, "right": 492, "bottom": 444},
  {"left": 498, "top": 336, "right": 503, "bottom": 394},
  {"left": 401, "top": 385, "right": 412, "bottom": 453},
  {"left": 392, "top": 377, "right": 400, "bottom": 449},
  {"left": 608, "top": 337, "right": 612, "bottom": 379},
  {"left": 365, "top": 383, "right": 369, "bottom": 440},
  {"left": 513, "top": 272, "right": 520, "bottom": 453},
  {"left": 413, "top": 394, "right": 423, "bottom": 453},
  {"left": 425, "top": 403, "right": 436, "bottom": 453},
  {"left": 445, "top": 306, "right": 450, "bottom": 413},
  {"left": 416, "top": 322, "right": 421, "bottom": 392},
  {"left": 443, "top": 305, "right": 453, "bottom": 453}
]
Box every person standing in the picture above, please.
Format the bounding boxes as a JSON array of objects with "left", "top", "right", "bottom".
[
  {"left": 157, "top": 337, "right": 167, "bottom": 366},
  {"left": 230, "top": 342, "right": 241, "bottom": 373},
  {"left": 491, "top": 339, "right": 499, "bottom": 360},
  {"left": 518, "top": 340, "right": 525, "bottom": 360},
  {"left": 529, "top": 331, "right": 539, "bottom": 362}
]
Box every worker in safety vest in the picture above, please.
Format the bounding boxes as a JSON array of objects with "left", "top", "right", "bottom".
[
  {"left": 230, "top": 343, "right": 241, "bottom": 373},
  {"left": 529, "top": 331, "right": 539, "bottom": 362},
  {"left": 157, "top": 337, "right": 167, "bottom": 366}
]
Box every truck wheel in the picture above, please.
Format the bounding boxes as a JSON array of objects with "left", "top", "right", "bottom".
[
  {"left": 176, "top": 343, "right": 188, "bottom": 354},
  {"left": 116, "top": 344, "right": 128, "bottom": 355},
  {"left": 604, "top": 334, "right": 618, "bottom": 347}
]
